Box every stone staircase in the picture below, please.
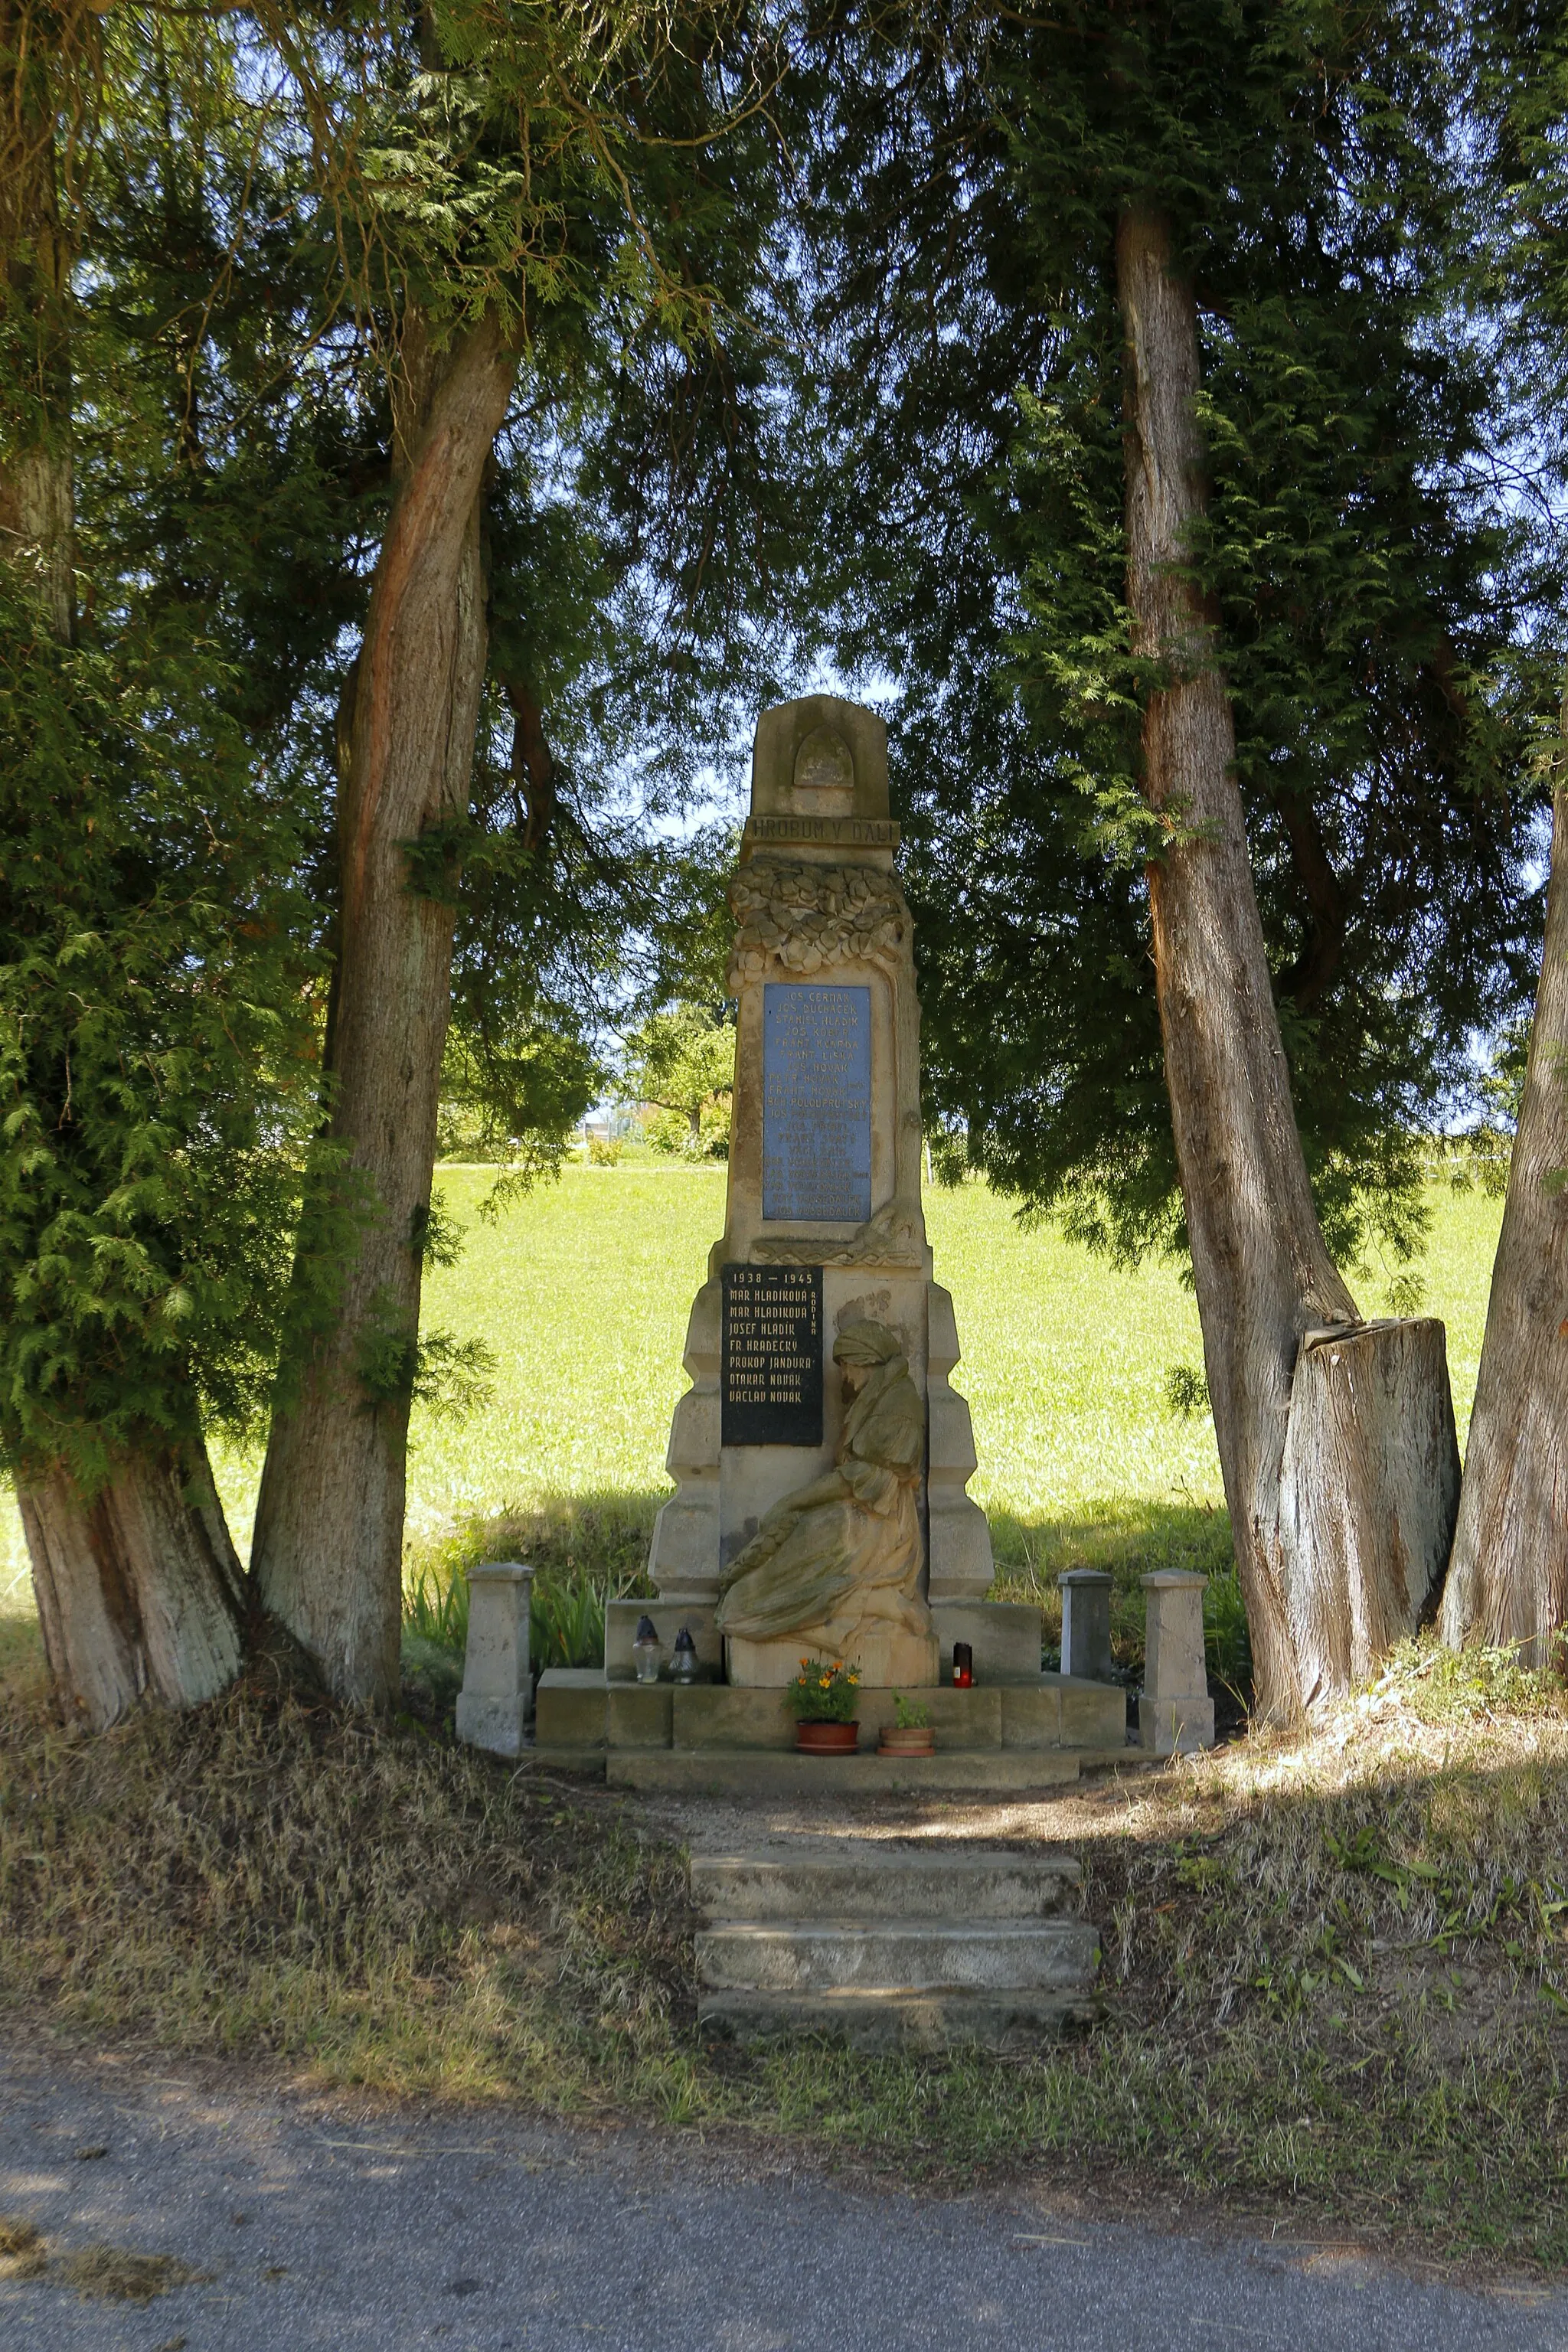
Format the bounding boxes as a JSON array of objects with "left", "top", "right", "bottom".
[{"left": 692, "top": 1839, "right": 1101, "bottom": 2052}]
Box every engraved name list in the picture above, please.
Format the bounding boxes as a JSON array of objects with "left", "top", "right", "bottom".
[{"left": 720, "top": 1265, "right": 823, "bottom": 1448}]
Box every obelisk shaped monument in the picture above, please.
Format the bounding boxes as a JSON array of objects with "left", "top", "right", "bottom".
[{"left": 648, "top": 696, "right": 995, "bottom": 1685}]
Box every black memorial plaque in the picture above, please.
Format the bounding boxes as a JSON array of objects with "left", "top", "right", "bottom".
[{"left": 720, "top": 1263, "right": 823, "bottom": 1447}]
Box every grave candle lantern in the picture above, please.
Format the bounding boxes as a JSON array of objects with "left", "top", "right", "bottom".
[
  {"left": 670, "top": 1627, "right": 701, "bottom": 1685},
  {"left": 952, "top": 1642, "right": 974, "bottom": 1689},
  {"left": 633, "top": 1615, "right": 662, "bottom": 1684}
]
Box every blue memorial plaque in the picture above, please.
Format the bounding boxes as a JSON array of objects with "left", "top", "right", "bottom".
[{"left": 762, "top": 982, "right": 872, "bottom": 1223}]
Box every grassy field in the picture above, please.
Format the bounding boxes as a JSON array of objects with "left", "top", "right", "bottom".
[{"left": 0, "top": 1165, "right": 1508, "bottom": 1636}]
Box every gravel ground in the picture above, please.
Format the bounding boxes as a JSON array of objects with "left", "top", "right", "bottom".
[{"left": 2, "top": 2044, "right": 1563, "bottom": 2352}]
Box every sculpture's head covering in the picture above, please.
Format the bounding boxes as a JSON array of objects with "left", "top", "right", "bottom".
[{"left": 832, "top": 1320, "right": 903, "bottom": 1367}]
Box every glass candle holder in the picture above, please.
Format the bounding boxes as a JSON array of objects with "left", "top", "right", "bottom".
[
  {"left": 669, "top": 1626, "right": 701, "bottom": 1685},
  {"left": 632, "top": 1614, "right": 661, "bottom": 1684},
  {"left": 952, "top": 1641, "right": 974, "bottom": 1689}
]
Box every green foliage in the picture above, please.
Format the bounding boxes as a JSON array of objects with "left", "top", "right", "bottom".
[
  {"left": 0, "top": 580, "right": 324, "bottom": 1488},
  {"left": 892, "top": 1691, "right": 929, "bottom": 1730},
  {"left": 783, "top": 1658, "right": 861, "bottom": 1723},
  {"left": 617, "top": 1001, "right": 735, "bottom": 1158},
  {"left": 1204, "top": 1572, "right": 1253, "bottom": 1710},
  {"left": 1163, "top": 1364, "right": 1210, "bottom": 1419},
  {"left": 401, "top": 1537, "right": 635, "bottom": 1676},
  {"left": 806, "top": 0, "right": 1559, "bottom": 1272}
]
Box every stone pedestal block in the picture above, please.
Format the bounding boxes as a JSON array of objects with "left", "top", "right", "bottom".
[
  {"left": 926, "top": 1285, "right": 994, "bottom": 1600},
  {"left": 931, "top": 1599, "right": 1042, "bottom": 1684},
  {"left": 1058, "top": 1569, "right": 1113, "bottom": 1681},
  {"left": 1138, "top": 1569, "right": 1215, "bottom": 1756},
  {"left": 455, "top": 1560, "right": 534, "bottom": 1757},
  {"left": 726, "top": 1622, "right": 939, "bottom": 1689}
]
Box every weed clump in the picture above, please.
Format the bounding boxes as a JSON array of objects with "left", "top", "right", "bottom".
[
  {"left": 0, "top": 2215, "right": 46, "bottom": 2279},
  {"left": 57, "top": 2246, "right": 208, "bottom": 2302}
]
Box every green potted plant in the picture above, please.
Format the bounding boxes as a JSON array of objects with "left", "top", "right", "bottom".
[
  {"left": 786, "top": 1658, "right": 862, "bottom": 1753},
  {"left": 878, "top": 1692, "right": 935, "bottom": 1757}
]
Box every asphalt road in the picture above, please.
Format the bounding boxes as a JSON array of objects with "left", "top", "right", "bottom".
[{"left": 1, "top": 2047, "right": 1561, "bottom": 2352}]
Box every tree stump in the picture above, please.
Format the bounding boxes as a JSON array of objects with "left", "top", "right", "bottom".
[{"left": 1276, "top": 1318, "right": 1459, "bottom": 1704}]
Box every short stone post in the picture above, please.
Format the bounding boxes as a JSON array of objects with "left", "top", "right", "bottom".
[
  {"left": 456, "top": 1561, "right": 534, "bottom": 1757},
  {"left": 1138, "top": 1570, "right": 1215, "bottom": 1756},
  {"left": 1057, "top": 1569, "right": 1113, "bottom": 1681}
]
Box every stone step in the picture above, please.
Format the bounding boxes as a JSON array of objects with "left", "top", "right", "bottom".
[
  {"left": 695, "top": 1916, "right": 1099, "bottom": 1994},
  {"left": 690, "top": 1841, "right": 1080, "bottom": 1923},
  {"left": 698, "top": 1985, "right": 1099, "bottom": 2053},
  {"left": 603, "top": 1748, "right": 1083, "bottom": 1795}
]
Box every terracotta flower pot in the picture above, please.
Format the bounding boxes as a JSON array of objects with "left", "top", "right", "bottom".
[
  {"left": 877, "top": 1726, "right": 936, "bottom": 1756},
  {"left": 795, "top": 1720, "right": 861, "bottom": 1754}
]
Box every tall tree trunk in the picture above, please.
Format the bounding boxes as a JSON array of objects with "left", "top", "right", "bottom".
[
  {"left": 1116, "top": 206, "right": 1459, "bottom": 1723},
  {"left": 251, "top": 309, "right": 519, "bottom": 1707},
  {"left": 21, "top": 1440, "right": 247, "bottom": 1731},
  {"left": 0, "top": 0, "right": 75, "bottom": 641},
  {"left": 4, "top": 23, "right": 251, "bottom": 1725},
  {"left": 1442, "top": 717, "right": 1568, "bottom": 1664}
]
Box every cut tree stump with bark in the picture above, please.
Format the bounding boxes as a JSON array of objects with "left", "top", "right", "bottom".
[
  {"left": 252, "top": 309, "right": 520, "bottom": 1708},
  {"left": 1279, "top": 1320, "right": 1459, "bottom": 1697},
  {"left": 20, "top": 1439, "right": 247, "bottom": 1732},
  {"left": 1116, "top": 204, "right": 1459, "bottom": 1722},
  {"left": 1442, "top": 750, "right": 1568, "bottom": 1665}
]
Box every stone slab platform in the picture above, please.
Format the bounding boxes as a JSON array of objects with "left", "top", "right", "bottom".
[
  {"left": 697, "top": 1985, "right": 1100, "bottom": 2051},
  {"left": 534, "top": 1668, "right": 1125, "bottom": 1756}
]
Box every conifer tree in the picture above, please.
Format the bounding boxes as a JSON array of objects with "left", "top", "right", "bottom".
[
  {"left": 803, "top": 0, "right": 1554, "bottom": 1716},
  {"left": 1440, "top": 12, "right": 1568, "bottom": 1663},
  {"left": 0, "top": 5, "right": 339, "bottom": 1723},
  {"left": 248, "top": 0, "right": 796, "bottom": 1704}
]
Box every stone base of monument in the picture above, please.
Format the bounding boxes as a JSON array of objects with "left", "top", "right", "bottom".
[
  {"left": 724, "top": 1625, "right": 940, "bottom": 1689},
  {"left": 691, "top": 1841, "right": 1102, "bottom": 2050},
  {"left": 533, "top": 1659, "right": 1127, "bottom": 1792},
  {"left": 530, "top": 1590, "right": 1132, "bottom": 1795}
]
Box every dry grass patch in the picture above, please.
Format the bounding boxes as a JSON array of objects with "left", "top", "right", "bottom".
[
  {"left": 0, "top": 1650, "right": 697, "bottom": 2109},
  {"left": 0, "top": 2215, "right": 46, "bottom": 2281},
  {"left": 55, "top": 2245, "right": 209, "bottom": 2302}
]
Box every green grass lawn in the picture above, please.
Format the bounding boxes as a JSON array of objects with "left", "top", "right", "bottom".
[{"left": 0, "top": 1167, "right": 1508, "bottom": 1634}]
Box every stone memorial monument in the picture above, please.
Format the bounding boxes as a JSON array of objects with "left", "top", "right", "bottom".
[
  {"left": 647, "top": 694, "right": 995, "bottom": 1684},
  {"left": 528, "top": 694, "right": 1131, "bottom": 1788}
]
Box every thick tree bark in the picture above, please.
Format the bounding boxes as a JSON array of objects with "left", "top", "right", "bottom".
[
  {"left": 1442, "top": 739, "right": 1568, "bottom": 1664},
  {"left": 0, "top": 0, "right": 75, "bottom": 642},
  {"left": 1116, "top": 206, "right": 1457, "bottom": 1722},
  {"left": 4, "top": 28, "right": 252, "bottom": 1725},
  {"left": 252, "top": 309, "right": 519, "bottom": 1707},
  {"left": 19, "top": 1438, "right": 247, "bottom": 1732}
]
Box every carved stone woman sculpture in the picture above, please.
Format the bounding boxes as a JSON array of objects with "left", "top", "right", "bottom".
[{"left": 717, "top": 1320, "right": 939, "bottom": 1686}]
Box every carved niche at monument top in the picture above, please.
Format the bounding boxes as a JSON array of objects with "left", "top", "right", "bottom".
[{"left": 647, "top": 695, "right": 994, "bottom": 1687}]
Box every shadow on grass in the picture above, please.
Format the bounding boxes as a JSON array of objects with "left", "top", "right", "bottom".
[
  {"left": 402, "top": 1486, "right": 1253, "bottom": 1702},
  {"left": 403, "top": 1488, "right": 665, "bottom": 1679},
  {"left": 987, "top": 1496, "right": 1248, "bottom": 1712},
  {"left": 0, "top": 1609, "right": 44, "bottom": 1698}
]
